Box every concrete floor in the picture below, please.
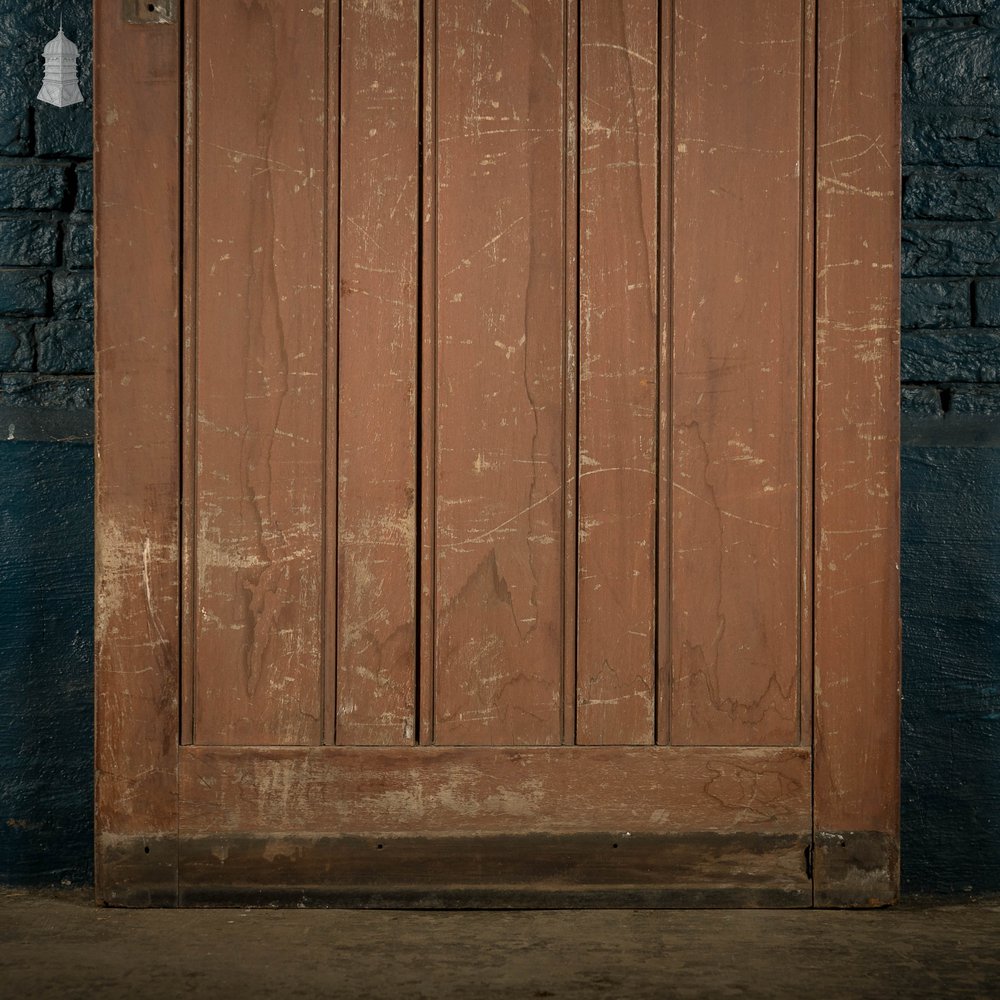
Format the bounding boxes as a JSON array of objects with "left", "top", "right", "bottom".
[{"left": 2, "top": 890, "right": 999, "bottom": 999}]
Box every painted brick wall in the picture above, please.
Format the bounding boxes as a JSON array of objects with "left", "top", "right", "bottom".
[
  {"left": 0, "top": 1, "right": 93, "bottom": 413},
  {"left": 0, "top": 0, "right": 93, "bottom": 886},
  {"left": 901, "top": 0, "right": 1000, "bottom": 893},
  {"left": 0, "top": 4, "right": 998, "bottom": 891}
]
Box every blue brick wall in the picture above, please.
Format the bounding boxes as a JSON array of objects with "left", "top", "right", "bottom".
[
  {"left": 0, "top": 0, "right": 93, "bottom": 414},
  {"left": 1, "top": 4, "right": 998, "bottom": 892},
  {"left": 901, "top": 0, "right": 1000, "bottom": 893},
  {"left": 0, "top": 0, "right": 93, "bottom": 888}
]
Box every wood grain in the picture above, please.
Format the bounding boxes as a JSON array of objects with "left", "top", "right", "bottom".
[
  {"left": 176, "top": 831, "right": 810, "bottom": 908},
  {"left": 813, "top": 0, "right": 901, "bottom": 906},
  {"left": 575, "top": 0, "right": 659, "bottom": 746},
  {"left": 94, "top": 0, "right": 181, "bottom": 901},
  {"left": 179, "top": 744, "right": 811, "bottom": 835},
  {"left": 656, "top": 1, "right": 675, "bottom": 746},
  {"left": 189, "top": 2, "right": 327, "bottom": 745},
  {"left": 669, "top": 0, "right": 805, "bottom": 746},
  {"left": 96, "top": 0, "right": 902, "bottom": 909},
  {"left": 562, "top": 1, "right": 580, "bottom": 746},
  {"left": 431, "top": 0, "right": 568, "bottom": 745},
  {"left": 418, "top": 3, "right": 437, "bottom": 745},
  {"left": 336, "top": 0, "right": 420, "bottom": 746}
]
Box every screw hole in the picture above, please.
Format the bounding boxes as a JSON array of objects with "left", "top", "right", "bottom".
[
  {"left": 376, "top": 843, "right": 384, "bottom": 850},
  {"left": 611, "top": 842, "right": 618, "bottom": 849},
  {"left": 148, "top": 3, "right": 156, "bottom": 11},
  {"left": 143, "top": 846, "right": 150, "bottom": 854}
]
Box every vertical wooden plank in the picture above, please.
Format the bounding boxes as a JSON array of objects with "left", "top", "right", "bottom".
[
  {"left": 432, "top": 0, "right": 567, "bottom": 746},
  {"left": 180, "top": 0, "right": 199, "bottom": 746},
  {"left": 336, "top": 0, "right": 420, "bottom": 746},
  {"left": 814, "top": 0, "right": 901, "bottom": 906},
  {"left": 562, "top": 0, "right": 579, "bottom": 746},
  {"left": 95, "top": 0, "right": 181, "bottom": 903},
  {"left": 419, "top": 1, "right": 437, "bottom": 745},
  {"left": 799, "top": 0, "right": 817, "bottom": 746},
  {"left": 669, "top": 0, "right": 805, "bottom": 747},
  {"left": 576, "top": 0, "right": 659, "bottom": 745},
  {"left": 323, "top": 1, "right": 339, "bottom": 744},
  {"left": 191, "top": 2, "right": 327, "bottom": 745},
  {"left": 656, "top": 0, "right": 675, "bottom": 747}
]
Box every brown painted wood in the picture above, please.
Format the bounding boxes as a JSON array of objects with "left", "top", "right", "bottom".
[
  {"left": 798, "top": 1, "right": 818, "bottom": 748},
  {"left": 179, "top": 745, "right": 811, "bottom": 835},
  {"left": 187, "top": 2, "right": 327, "bottom": 745},
  {"left": 669, "top": 0, "right": 806, "bottom": 747},
  {"left": 96, "top": 1, "right": 901, "bottom": 909},
  {"left": 562, "top": 1, "right": 580, "bottom": 746},
  {"left": 813, "top": 0, "right": 901, "bottom": 907},
  {"left": 322, "top": 2, "right": 341, "bottom": 745},
  {"left": 335, "top": 0, "right": 420, "bottom": 746},
  {"left": 94, "top": 0, "right": 181, "bottom": 903},
  {"left": 418, "top": 4, "right": 438, "bottom": 746},
  {"left": 655, "top": 2, "right": 675, "bottom": 747},
  {"left": 575, "top": 0, "right": 659, "bottom": 746},
  {"left": 431, "top": 0, "right": 569, "bottom": 746}
]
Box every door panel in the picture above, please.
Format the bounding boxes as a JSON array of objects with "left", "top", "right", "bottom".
[
  {"left": 335, "top": 0, "right": 420, "bottom": 747},
  {"left": 430, "top": 0, "right": 570, "bottom": 746},
  {"left": 95, "top": 0, "right": 901, "bottom": 908},
  {"left": 576, "top": 0, "right": 659, "bottom": 746},
  {"left": 190, "top": 2, "right": 327, "bottom": 745},
  {"left": 669, "top": 0, "right": 808, "bottom": 746},
  {"left": 183, "top": 0, "right": 814, "bottom": 752}
]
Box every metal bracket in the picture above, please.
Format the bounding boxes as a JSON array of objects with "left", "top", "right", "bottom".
[{"left": 123, "top": 0, "right": 177, "bottom": 24}]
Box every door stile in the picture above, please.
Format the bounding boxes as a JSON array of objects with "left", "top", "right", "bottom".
[
  {"left": 812, "top": 0, "right": 901, "bottom": 907},
  {"left": 95, "top": 0, "right": 183, "bottom": 904}
]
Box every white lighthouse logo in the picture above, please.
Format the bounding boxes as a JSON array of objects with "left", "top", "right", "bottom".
[{"left": 37, "top": 18, "right": 84, "bottom": 109}]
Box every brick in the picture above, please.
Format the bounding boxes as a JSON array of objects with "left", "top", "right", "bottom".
[
  {"left": 51, "top": 272, "right": 93, "bottom": 320},
  {"left": 905, "top": 0, "right": 999, "bottom": 15},
  {"left": 906, "top": 28, "right": 1000, "bottom": 106},
  {"left": 950, "top": 384, "right": 1000, "bottom": 413},
  {"left": 65, "top": 221, "right": 92, "bottom": 269},
  {"left": 34, "top": 105, "right": 92, "bottom": 160},
  {"left": 0, "top": 164, "right": 69, "bottom": 211},
  {"left": 0, "top": 219, "right": 58, "bottom": 267},
  {"left": 0, "top": 373, "right": 93, "bottom": 410},
  {"left": 902, "top": 224, "right": 1000, "bottom": 277},
  {"left": 902, "top": 279, "right": 971, "bottom": 328},
  {"left": 905, "top": 109, "right": 1000, "bottom": 167},
  {"left": 0, "top": 90, "right": 30, "bottom": 157},
  {"left": 35, "top": 320, "right": 92, "bottom": 374},
  {"left": 903, "top": 330, "right": 1000, "bottom": 381},
  {"left": 904, "top": 169, "right": 1000, "bottom": 221},
  {"left": 0, "top": 270, "right": 47, "bottom": 317},
  {"left": 974, "top": 278, "right": 1000, "bottom": 325},
  {"left": 902, "top": 385, "right": 945, "bottom": 416},
  {"left": 74, "top": 165, "right": 92, "bottom": 213},
  {"left": 0, "top": 320, "right": 34, "bottom": 371}
]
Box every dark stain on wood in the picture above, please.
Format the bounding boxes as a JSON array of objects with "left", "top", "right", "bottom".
[
  {"left": 172, "top": 831, "right": 810, "bottom": 909},
  {"left": 812, "top": 830, "right": 900, "bottom": 908}
]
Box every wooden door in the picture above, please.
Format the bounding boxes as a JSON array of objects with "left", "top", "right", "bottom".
[{"left": 95, "top": 0, "right": 901, "bottom": 907}]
